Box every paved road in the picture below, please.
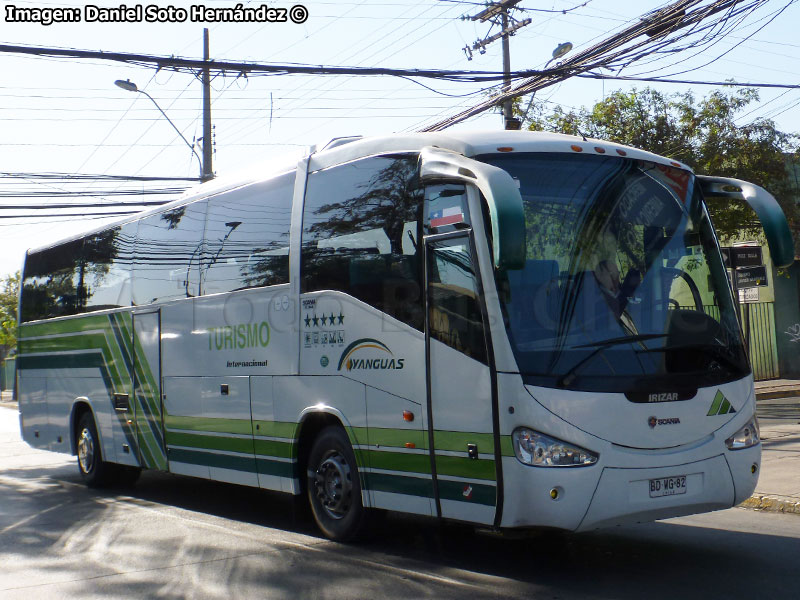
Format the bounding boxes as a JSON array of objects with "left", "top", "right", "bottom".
[
  {"left": 2, "top": 406, "right": 800, "bottom": 599},
  {"left": 757, "top": 395, "right": 800, "bottom": 427}
]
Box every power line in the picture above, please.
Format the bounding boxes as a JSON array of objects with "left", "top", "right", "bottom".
[
  {"left": 576, "top": 73, "right": 800, "bottom": 89},
  {"left": 421, "top": 0, "right": 777, "bottom": 131},
  {"left": 0, "top": 42, "right": 556, "bottom": 83}
]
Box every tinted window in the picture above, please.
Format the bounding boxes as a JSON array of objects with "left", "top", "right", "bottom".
[
  {"left": 202, "top": 173, "right": 293, "bottom": 295},
  {"left": 80, "top": 223, "right": 136, "bottom": 312},
  {"left": 302, "top": 155, "right": 423, "bottom": 330},
  {"left": 427, "top": 237, "right": 488, "bottom": 364},
  {"left": 133, "top": 202, "right": 208, "bottom": 305},
  {"left": 21, "top": 238, "right": 83, "bottom": 321}
]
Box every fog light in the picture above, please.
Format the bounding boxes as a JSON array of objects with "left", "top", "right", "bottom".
[
  {"left": 550, "top": 488, "right": 559, "bottom": 500},
  {"left": 751, "top": 463, "right": 758, "bottom": 474}
]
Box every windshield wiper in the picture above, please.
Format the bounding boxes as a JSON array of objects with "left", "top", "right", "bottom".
[{"left": 558, "top": 333, "right": 668, "bottom": 388}]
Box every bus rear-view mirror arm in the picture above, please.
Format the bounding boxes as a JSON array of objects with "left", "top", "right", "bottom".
[
  {"left": 697, "top": 175, "right": 795, "bottom": 268},
  {"left": 419, "top": 146, "right": 526, "bottom": 270}
]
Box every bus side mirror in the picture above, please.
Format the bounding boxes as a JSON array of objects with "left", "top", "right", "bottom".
[
  {"left": 697, "top": 175, "right": 795, "bottom": 268},
  {"left": 419, "top": 146, "right": 526, "bottom": 270}
]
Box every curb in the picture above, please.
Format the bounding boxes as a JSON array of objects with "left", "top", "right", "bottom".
[
  {"left": 756, "top": 389, "right": 800, "bottom": 401},
  {"left": 741, "top": 494, "right": 800, "bottom": 515}
]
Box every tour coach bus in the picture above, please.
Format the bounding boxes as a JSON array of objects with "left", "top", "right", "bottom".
[{"left": 16, "top": 131, "right": 795, "bottom": 541}]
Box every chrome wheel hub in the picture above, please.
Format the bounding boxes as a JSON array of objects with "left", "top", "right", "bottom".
[
  {"left": 77, "top": 427, "right": 95, "bottom": 474},
  {"left": 313, "top": 450, "right": 352, "bottom": 520}
]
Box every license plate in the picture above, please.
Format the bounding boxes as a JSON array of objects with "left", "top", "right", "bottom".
[{"left": 649, "top": 475, "right": 687, "bottom": 498}]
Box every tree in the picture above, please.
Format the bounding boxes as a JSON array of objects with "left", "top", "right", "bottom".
[
  {"left": 0, "top": 271, "right": 20, "bottom": 360},
  {"left": 523, "top": 87, "right": 800, "bottom": 248}
]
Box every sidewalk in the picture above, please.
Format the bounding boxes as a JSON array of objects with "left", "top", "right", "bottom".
[
  {"left": 754, "top": 378, "right": 800, "bottom": 401},
  {"left": 747, "top": 379, "right": 800, "bottom": 515}
]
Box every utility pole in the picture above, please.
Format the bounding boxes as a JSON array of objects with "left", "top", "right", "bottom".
[
  {"left": 462, "top": 0, "right": 531, "bottom": 130},
  {"left": 201, "top": 28, "right": 213, "bottom": 182}
]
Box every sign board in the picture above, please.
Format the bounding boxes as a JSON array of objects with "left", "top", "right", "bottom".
[
  {"left": 721, "top": 246, "right": 763, "bottom": 269},
  {"left": 735, "top": 265, "right": 768, "bottom": 289},
  {"left": 738, "top": 287, "right": 759, "bottom": 303}
]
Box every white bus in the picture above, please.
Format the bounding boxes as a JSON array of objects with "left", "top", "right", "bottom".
[{"left": 15, "top": 131, "right": 794, "bottom": 541}]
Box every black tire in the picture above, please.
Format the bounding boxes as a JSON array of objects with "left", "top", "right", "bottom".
[
  {"left": 76, "top": 412, "right": 118, "bottom": 488},
  {"left": 307, "top": 425, "right": 367, "bottom": 542}
]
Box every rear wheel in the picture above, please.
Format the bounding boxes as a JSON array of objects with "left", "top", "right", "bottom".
[
  {"left": 307, "top": 425, "right": 367, "bottom": 541},
  {"left": 76, "top": 412, "right": 118, "bottom": 488}
]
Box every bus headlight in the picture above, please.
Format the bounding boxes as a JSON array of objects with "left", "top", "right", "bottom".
[
  {"left": 512, "top": 428, "right": 598, "bottom": 467},
  {"left": 725, "top": 416, "right": 760, "bottom": 450}
]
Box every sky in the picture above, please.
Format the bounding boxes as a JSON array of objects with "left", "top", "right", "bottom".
[{"left": 2, "top": 0, "right": 800, "bottom": 280}]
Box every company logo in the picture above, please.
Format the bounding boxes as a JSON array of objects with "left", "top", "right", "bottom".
[
  {"left": 707, "top": 390, "right": 736, "bottom": 416},
  {"left": 208, "top": 321, "right": 269, "bottom": 351},
  {"left": 648, "top": 416, "right": 681, "bottom": 429},
  {"left": 648, "top": 392, "right": 679, "bottom": 403},
  {"left": 336, "top": 338, "right": 405, "bottom": 371},
  {"left": 320, "top": 355, "right": 329, "bottom": 368}
]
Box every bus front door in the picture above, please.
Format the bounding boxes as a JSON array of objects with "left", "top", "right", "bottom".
[
  {"left": 426, "top": 234, "right": 498, "bottom": 525},
  {"left": 131, "top": 311, "right": 168, "bottom": 471}
]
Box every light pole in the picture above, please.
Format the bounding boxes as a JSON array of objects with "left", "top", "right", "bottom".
[
  {"left": 522, "top": 42, "right": 573, "bottom": 124},
  {"left": 114, "top": 78, "right": 205, "bottom": 181}
]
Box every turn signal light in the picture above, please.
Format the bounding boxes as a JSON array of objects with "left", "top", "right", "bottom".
[{"left": 403, "top": 410, "right": 414, "bottom": 422}]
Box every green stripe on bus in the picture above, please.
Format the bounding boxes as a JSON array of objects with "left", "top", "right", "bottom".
[
  {"left": 363, "top": 472, "right": 434, "bottom": 499},
  {"left": 362, "top": 450, "right": 431, "bottom": 474},
  {"left": 254, "top": 420, "right": 297, "bottom": 438},
  {"left": 253, "top": 438, "right": 293, "bottom": 459},
  {"left": 166, "top": 414, "right": 255, "bottom": 435},
  {"left": 167, "top": 447, "right": 294, "bottom": 478},
  {"left": 168, "top": 447, "right": 257, "bottom": 473},
  {"left": 19, "top": 314, "right": 110, "bottom": 338},
  {"left": 256, "top": 456, "right": 294, "bottom": 478},
  {"left": 367, "top": 427, "right": 428, "bottom": 449},
  {"left": 167, "top": 431, "right": 254, "bottom": 454},
  {"left": 435, "top": 454, "right": 496, "bottom": 481},
  {"left": 433, "top": 430, "right": 495, "bottom": 453}
]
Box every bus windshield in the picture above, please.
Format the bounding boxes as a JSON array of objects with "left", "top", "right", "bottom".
[{"left": 477, "top": 152, "right": 749, "bottom": 394}]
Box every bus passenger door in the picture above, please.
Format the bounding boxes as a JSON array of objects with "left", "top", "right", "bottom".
[
  {"left": 425, "top": 234, "right": 497, "bottom": 525},
  {"left": 131, "top": 311, "right": 168, "bottom": 470}
]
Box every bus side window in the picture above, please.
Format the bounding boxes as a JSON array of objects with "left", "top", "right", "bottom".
[
  {"left": 21, "top": 238, "right": 84, "bottom": 321},
  {"left": 133, "top": 202, "right": 208, "bottom": 305},
  {"left": 80, "top": 223, "right": 136, "bottom": 312},
  {"left": 203, "top": 173, "right": 293, "bottom": 295},
  {"left": 301, "top": 154, "right": 424, "bottom": 331}
]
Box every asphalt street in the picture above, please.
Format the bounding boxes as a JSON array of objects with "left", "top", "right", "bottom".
[{"left": 2, "top": 405, "right": 800, "bottom": 599}]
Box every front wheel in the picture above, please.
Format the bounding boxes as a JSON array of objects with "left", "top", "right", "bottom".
[
  {"left": 307, "top": 426, "right": 367, "bottom": 541},
  {"left": 76, "top": 412, "right": 118, "bottom": 488}
]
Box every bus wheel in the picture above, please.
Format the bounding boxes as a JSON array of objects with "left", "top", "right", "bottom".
[
  {"left": 76, "top": 412, "right": 117, "bottom": 488},
  {"left": 307, "top": 425, "right": 367, "bottom": 541}
]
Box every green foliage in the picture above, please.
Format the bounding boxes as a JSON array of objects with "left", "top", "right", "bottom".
[
  {"left": 523, "top": 87, "right": 800, "bottom": 248},
  {"left": 0, "top": 271, "right": 20, "bottom": 358}
]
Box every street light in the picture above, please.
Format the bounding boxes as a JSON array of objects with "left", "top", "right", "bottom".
[
  {"left": 114, "top": 79, "right": 204, "bottom": 181},
  {"left": 521, "top": 42, "right": 573, "bottom": 123}
]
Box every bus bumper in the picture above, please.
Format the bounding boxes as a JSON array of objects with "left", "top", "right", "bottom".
[{"left": 576, "top": 446, "right": 760, "bottom": 531}]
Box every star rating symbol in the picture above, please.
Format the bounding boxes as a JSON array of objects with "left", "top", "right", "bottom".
[
  {"left": 304, "top": 314, "right": 311, "bottom": 328},
  {"left": 329, "top": 313, "right": 335, "bottom": 326},
  {"left": 337, "top": 312, "right": 345, "bottom": 324},
  {"left": 312, "top": 314, "right": 319, "bottom": 327}
]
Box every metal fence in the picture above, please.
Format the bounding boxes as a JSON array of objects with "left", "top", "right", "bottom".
[{"left": 739, "top": 302, "right": 779, "bottom": 381}]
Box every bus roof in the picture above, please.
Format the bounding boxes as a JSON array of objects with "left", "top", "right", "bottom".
[{"left": 25, "top": 130, "right": 690, "bottom": 256}]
